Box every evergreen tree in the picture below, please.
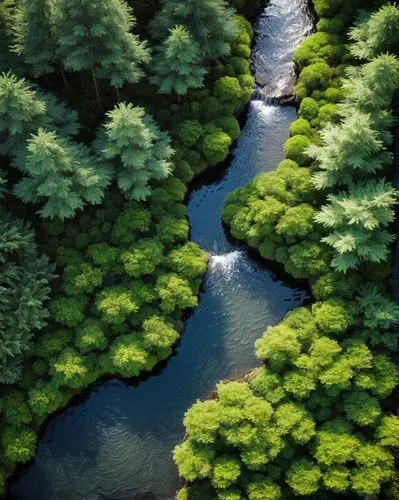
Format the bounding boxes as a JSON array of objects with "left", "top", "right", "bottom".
[
  {"left": 57, "top": 0, "right": 149, "bottom": 104},
  {"left": 95, "top": 103, "right": 173, "bottom": 201},
  {"left": 315, "top": 180, "right": 397, "bottom": 272},
  {"left": 150, "top": 25, "right": 206, "bottom": 96},
  {"left": 13, "top": 129, "right": 111, "bottom": 219},
  {"left": 150, "top": 0, "right": 237, "bottom": 61},
  {"left": 349, "top": 4, "right": 399, "bottom": 60},
  {"left": 0, "top": 211, "right": 55, "bottom": 383},
  {"left": 12, "top": 0, "right": 61, "bottom": 78},
  {"left": 309, "top": 110, "right": 392, "bottom": 189},
  {"left": 0, "top": 72, "right": 46, "bottom": 155}
]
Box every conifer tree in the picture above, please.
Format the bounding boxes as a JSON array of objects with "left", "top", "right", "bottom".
[
  {"left": 0, "top": 73, "right": 80, "bottom": 155},
  {"left": 95, "top": 103, "right": 173, "bottom": 201},
  {"left": 309, "top": 110, "right": 392, "bottom": 189},
  {"left": 57, "top": 0, "right": 149, "bottom": 105},
  {"left": 0, "top": 211, "right": 55, "bottom": 383},
  {"left": 13, "top": 129, "right": 111, "bottom": 219},
  {"left": 0, "top": 72, "right": 46, "bottom": 155},
  {"left": 349, "top": 4, "right": 399, "bottom": 60},
  {"left": 12, "top": 0, "right": 62, "bottom": 79},
  {"left": 150, "top": 0, "right": 237, "bottom": 61},
  {"left": 315, "top": 180, "right": 397, "bottom": 272},
  {"left": 150, "top": 25, "right": 206, "bottom": 97}
]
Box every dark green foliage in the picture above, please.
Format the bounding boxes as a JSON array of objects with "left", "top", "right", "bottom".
[
  {"left": 57, "top": 0, "right": 149, "bottom": 90},
  {"left": 13, "top": 0, "right": 60, "bottom": 76},
  {"left": 150, "top": 0, "right": 237, "bottom": 61},
  {"left": 0, "top": 212, "right": 55, "bottom": 383}
]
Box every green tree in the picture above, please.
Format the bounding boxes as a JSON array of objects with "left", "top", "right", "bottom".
[
  {"left": 315, "top": 180, "right": 397, "bottom": 272},
  {"left": 13, "top": 129, "right": 110, "bottom": 219},
  {"left": 150, "top": 0, "right": 236, "bottom": 61},
  {"left": 95, "top": 103, "right": 173, "bottom": 201},
  {"left": 0, "top": 211, "right": 55, "bottom": 383},
  {"left": 349, "top": 5, "right": 399, "bottom": 60},
  {"left": 0, "top": 72, "right": 45, "bottom": 155},
  {"left": 12, "top": 0, "right": 62, "bottom": 79},
  {"left": 57, "top": 0, "right": 149, "bottom": 104},
  {"left": 150, "top": 25, "right": 207, "bottom": 97}
]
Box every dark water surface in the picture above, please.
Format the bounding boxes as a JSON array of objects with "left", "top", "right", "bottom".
[{"left": 10, "top": 1, "right": 312, "bottom": 499}]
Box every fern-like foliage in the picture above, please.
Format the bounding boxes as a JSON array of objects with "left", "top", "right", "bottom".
[
  {"left": 0, "top": 211, "right": 55, "bottom": 383},
  {"left": 315, "top": 180, "right": 397, "bottom": 272}
]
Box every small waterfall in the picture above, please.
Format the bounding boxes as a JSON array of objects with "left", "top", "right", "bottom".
[{"left": 208, "top": 251, "right": 243, "bottom": 274}]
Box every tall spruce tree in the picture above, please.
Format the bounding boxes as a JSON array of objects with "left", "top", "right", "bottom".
[
  {"left": 95, "top": 103, "right": 173, "bottom": 201},
  {"left": 150, "top": 0, "right": 237, "bottom": 61},
  {"left": 150, "top": 25, "right": 206, "bottom": 96},
  {"left": 12, "top": 0, "right": 62, "bottom": 79},
  {"left": 13, "top": 129, "right": 111, "bottom": 219},
  {"left": 57, "top": 0, "right": 149, "bottom": 105}
]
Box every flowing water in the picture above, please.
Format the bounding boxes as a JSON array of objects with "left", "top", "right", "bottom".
[{"left": 10, "top": 1, "right": 313, "bottom": 498}]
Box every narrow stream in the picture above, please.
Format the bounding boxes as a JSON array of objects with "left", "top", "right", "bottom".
[{"left": 10, "top": 1, "right": 312, "bottom": 499}]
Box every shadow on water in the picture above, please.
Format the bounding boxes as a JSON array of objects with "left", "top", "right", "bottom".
[{"left": 9, "top": 0, "right": 313, "bottom": 498}]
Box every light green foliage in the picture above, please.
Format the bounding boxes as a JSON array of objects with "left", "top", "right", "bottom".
[
  {"left": 214, "top": 76, "right": 244, "bottom": 113},
  {"left": 96, "top": 103, "right": 173, "bottom": 201},
  {"left": 167, "top": 242, "right": 208, "bottom": 279},
  {"left": 150, "top": 0, "right": 236, "bottom": 61},
  {"left": 58, "top": 0, "right": 149, "bottom": 89},
  {"left": 156, "top": 273, "right": 198, "bottom": 313},
  {"left": 201, "top": 127, "right": 233, "bottom": 165},
  {"left": 315, "top": 180, "right": 396, "bottom": 272},
  {"left": 13, "top": 129, "right": 110, "bottom": 219},
  {"left": 350, "top": 4, "right": 399, "bottom": 60},
  {"left": 211, "top": 457, "right": 241, "bottom": 489},
  {"left": 0, "top": 211, "right": 54, "bottom": 383},
  {"left": 108, "top": 335, "right": 151, "bottom": 377},
  {"left": 121, "top": 239, "right": 164, "bottom": 278},
  {"left": 1, "top": 426, "right": 36, "bottom": 465},
  {"left": 283, "top": 135, "right": 311, "bottom": 166},
  {"left": 96, "top": 286, "right": 138, "bottom": 325},
  {"left": 28, "top": 382, "right": 64, "bottom": 417},
  {"left": 75, "top": 320, "right": 107, "bottom": 353},
  {"left": 151, "top": 25, "right": 207, "bottom": 96},
  {"left": 0, "top": 72, "right": 45, "bottom": 155},
  {"left": 286, "top": 459, "right": 322, "bottom": 495},
  {"left": 50, "top": 348, "right": 88, "bottom": 389}
]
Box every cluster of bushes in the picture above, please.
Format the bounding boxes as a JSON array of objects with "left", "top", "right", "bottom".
[
  {"left": 175, "top": 2, "right": 399, "bottom": 498},
  {"left": 0, "top": 0, "right": 256, "bottom": 494},
  {"left": 175, "top": 302, "right": 399, "bottom": 498}
]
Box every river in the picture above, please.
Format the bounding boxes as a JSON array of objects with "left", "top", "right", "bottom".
[{"left": 10, "top": 1, "right": 312, "bottom": 498}]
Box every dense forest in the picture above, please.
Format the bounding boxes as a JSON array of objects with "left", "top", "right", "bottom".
[{"left": 0, "top": 0, "right": 399, "bottom": 498}]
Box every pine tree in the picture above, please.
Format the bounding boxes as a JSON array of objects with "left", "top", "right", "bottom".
[
  {"left": 0, "top": 72, "right": 46, "bottom": 155},
  {"left": 95, "top": 103, "right": 173, "bottom": 201},
  {"left": 150, "top": 0, "right": 237, "bottom": 61},
  {"left": 349, "top": 4, "right": 399, "bottom": 60},
  {"left": 309, "top": 110, "right": 392, "bottom": 189},
  {"left": 315, "top": 180, "right": 397, "bottom": 272},
  {"left": 0, "top": 211, "right": 55, "bottom": 383},
  {"left": 12, "top": 0, "right": 61, "bottom": 78},
  {"left": 0, "top": 73, "right": 80, "bottom": 155},
  {"left": 150, "top": 25, "right": 206, "bottom": 96},
  {"left": 13, "top": 129, "right": 111, "bottom": 219},
  {"left": 57, "top": 0, "right": 149, "bottom": 105}
]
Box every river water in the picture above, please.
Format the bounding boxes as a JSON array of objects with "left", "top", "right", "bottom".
[{"left": 10, "top": 1, "right": 312, "bottom": 498}]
